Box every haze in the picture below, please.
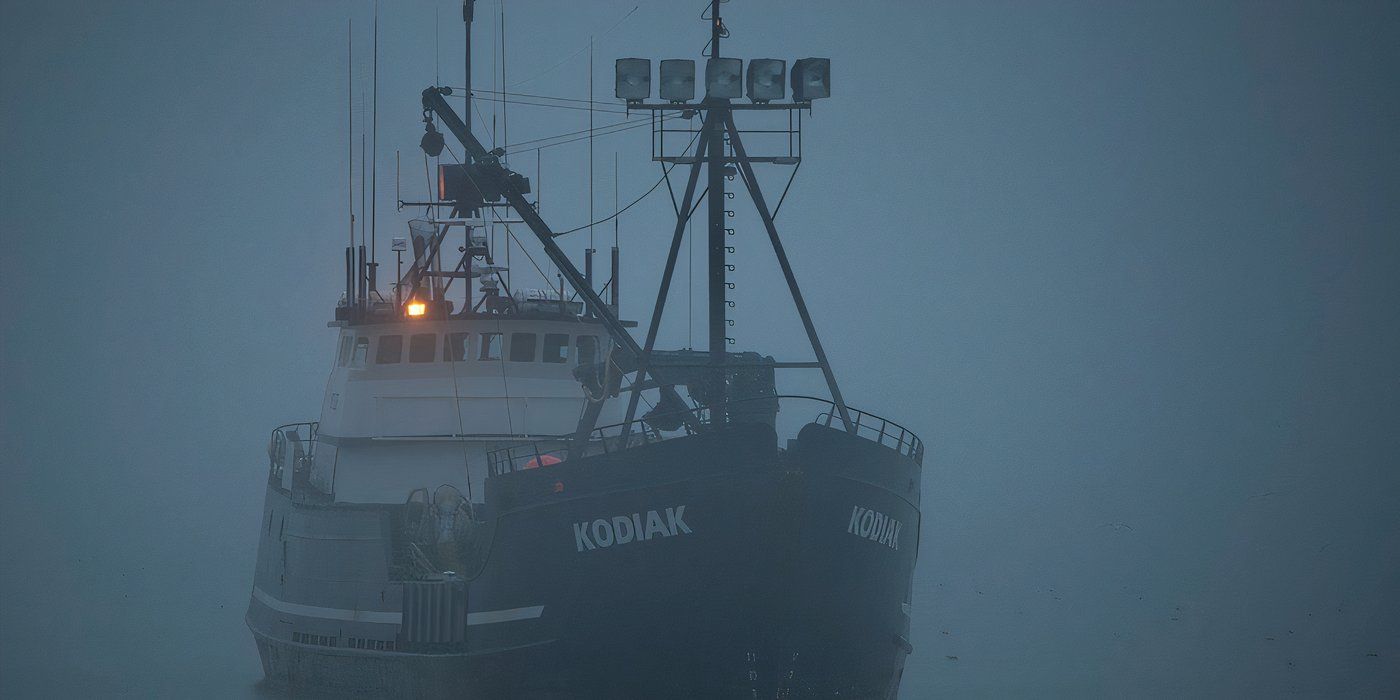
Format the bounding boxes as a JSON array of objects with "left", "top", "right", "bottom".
[{"left": 2, "top": 0, "right": 1397, "bottom": 696}]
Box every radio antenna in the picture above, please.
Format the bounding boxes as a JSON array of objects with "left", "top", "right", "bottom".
[
  {"left": 585, "top": 37, "right": 596, "bottom": 312},
  {"left": 361, "top": 135, "right": 366, "bottom": 249},
  {"left": 347, "top": 19, "right": 354, "bottom": 248},
  {"left": 500, "top": 1, "right": 508, "bottom": 163},
  {"left": 370, "top": 1, "right": 380, "bottom": 286},
  {"left": 612, "top": 150, "right": 620, "bottom": 311},
  {"left": 462, "top": 0, "right": 475, "bottom": 149}
]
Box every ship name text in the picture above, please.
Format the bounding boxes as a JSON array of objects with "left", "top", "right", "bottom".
[
  {"left": 574, "top": 506, "right": 692, "bottom": 552},
  {"left": 847, "top": 506, "right": 902, "bottom": 550}
]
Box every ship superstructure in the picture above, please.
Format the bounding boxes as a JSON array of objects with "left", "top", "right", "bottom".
[{"left": 247, "top": 3, "right": 923, "bottom": 697}]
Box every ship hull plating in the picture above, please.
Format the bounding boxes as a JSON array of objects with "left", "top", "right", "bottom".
[{"left": 247, "top": 422, "right": 921, "bottom": 698}]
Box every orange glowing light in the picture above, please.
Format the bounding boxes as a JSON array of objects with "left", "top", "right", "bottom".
[{"left": 406, "top": 301, "right": 427, "bottom": 317}]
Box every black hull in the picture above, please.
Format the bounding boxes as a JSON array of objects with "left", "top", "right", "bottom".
[{"left": 248, "top": 422, "right": 921, "bottom": 698}]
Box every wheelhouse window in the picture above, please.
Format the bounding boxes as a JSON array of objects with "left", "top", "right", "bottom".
[
  {"left": 376, "top": 335, "right": 403, "bottom": 364},
  {"left": 576, "top": 335, "right": 599, "bottom": 367},
  {"left": 444, "top": 332, "right": 470, "bottom": 362},
  {"left": 542, "top": 333, "right": 570, "bottom": 363},
  {"left": 509, "top": 333, "right": 538, "bottom": 362},
  {"left": 478, "top": 332, "right": 503, "bottom": 361},
  {"left": 351, "top": 337, "right": 369, "bottom": 366},
  {"left": 408, "top": 333, "right": 436, "bottom": 363},
  {"left": 337, "top": 335, "right": 353, "bottom": 366}
]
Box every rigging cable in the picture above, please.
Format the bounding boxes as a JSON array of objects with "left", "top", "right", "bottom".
[
  {"left": 549, "top": 124, "right": 704, "bottom": 237},
  {"left": 508, "top": 5, "right": 639, "bottom": 88},
  {"left": 466, "top": 87, "right": 627, "bottom": 108},
  {"left": 452, "top": 92, "right": 631, "bottom": 116},
  {"left": 501, "top": 115, "right": 673, "bottom": 155}
]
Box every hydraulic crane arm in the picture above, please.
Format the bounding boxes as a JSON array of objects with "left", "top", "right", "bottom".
[{"left": 421, "top": 86, "right": 701, "bottom": 439}]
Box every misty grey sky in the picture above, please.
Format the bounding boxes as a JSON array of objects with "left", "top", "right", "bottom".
[{"left": 2, "top": 0, "right": 1398, "bottom": 697}]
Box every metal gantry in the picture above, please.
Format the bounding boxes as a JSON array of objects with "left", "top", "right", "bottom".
[{"left": 418, "top": 0, "right": 852, "bottom": 444}]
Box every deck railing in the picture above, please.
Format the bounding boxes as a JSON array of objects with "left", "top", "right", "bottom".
[
  {"left": 813, "top": 405, "right": 924, "bottom": 463},
  {"left": 486, "top": 441, "right": 570, "bottom": 478},
  {"left": 267, "top": 422, "right": 319, "bottom": 488},
  {"left": 487, "top": 395, "right": 923, "bottom": 476}
]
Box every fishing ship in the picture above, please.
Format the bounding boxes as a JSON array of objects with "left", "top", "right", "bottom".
[{"left": 246, "top": 2, "right": 923, "bottom": 697}]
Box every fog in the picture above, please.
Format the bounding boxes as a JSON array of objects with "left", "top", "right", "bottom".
[{"left": 2, "top": 1, "right": 1397, "bottom": 697}]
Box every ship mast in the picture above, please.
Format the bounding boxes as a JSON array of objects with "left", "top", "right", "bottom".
[
  {"left": 705, "top": 0, "right": 729, "bottom": 423},
  {"left": 416, "top": 0, "right": 855, "bottom": 441},
  {"left": 616, "top": 0, "right": 855, "bottom": 434}
]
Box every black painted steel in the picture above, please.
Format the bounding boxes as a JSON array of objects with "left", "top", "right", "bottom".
[{"left": 249, "top": 416, "right": 922, "bottom": 697}]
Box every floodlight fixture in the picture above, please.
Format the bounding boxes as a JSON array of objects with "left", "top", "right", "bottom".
[
  {"left": 791, "top": 58, "right": 831, "bottom": 101},
  {"left": 705, "top": 58, "right": 742, "bottom": 99},
  {"left": 659, "top": 59, "right": 696, "bottom": 102},
  {"left": 614, "top": 58, "right": 651, "bottom": 101},
  {"left": 420, "top": 124, "right": 445, "bottom": 157},
  {"left": 746, "top": 58, "right": 786, "bottom": 102}
]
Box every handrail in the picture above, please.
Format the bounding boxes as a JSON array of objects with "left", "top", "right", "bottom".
[
  {"left": 267, "top": 422, "right": 320, "bottom": 487},
  {"left": 587, "top": 394, "right": 923, "bottom": 461},
  {"left": 486, "top": 441, "right": 569, "bottom": 477},
  {"left": 477, "top": 395, "right": 923, "bottom": 475}
]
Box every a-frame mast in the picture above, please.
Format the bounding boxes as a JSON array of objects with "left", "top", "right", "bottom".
[{"left": 417, "top": 0, "right": 854, "bottom": 442}]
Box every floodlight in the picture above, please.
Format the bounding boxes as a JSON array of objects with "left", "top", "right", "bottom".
[
  {"left": 746, "top": 58, "right": 786, "bottom": 102},
  {"left": 420, "top": 124, "right": 445, "bottom": 157},
  {"left": 614, "top": 58, "right": 651, "bottom": 101},
  {"left": 705, "top": 58, "right": 742, "bottom": 99},
  {"left": 791, "top": 58, "right": 831, "bottom": 100},
  {"left": 659, "top": 59, "right": 696, "bottom": 102}
]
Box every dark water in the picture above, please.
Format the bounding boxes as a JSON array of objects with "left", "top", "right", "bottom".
[{"left": 3, "top": 0, "right": 1398, "bottom": 697}]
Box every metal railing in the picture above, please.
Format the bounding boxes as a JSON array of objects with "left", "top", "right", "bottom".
[
  {"left": 487, "top": 396, "right": 923, "bottom": 477},
  {"left": 814, "top": 406, "right": 924, "bottom": 463},
  {"left": 267, "top": 422, "right": 319, "bottom": 488},
  {"left": 486, "top": 441, "right": 570, "bottom": 477},
  {"left": 591, "top": 395, "right": 922, "bottom": 461}
]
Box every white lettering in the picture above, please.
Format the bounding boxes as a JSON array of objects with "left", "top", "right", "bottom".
[
  {"left": 573, "top": 522, "right": 595, "bottom": 552},
  {"left": 847, "top": 505, "right": 902, "bottom": 551},
  {"left": 612, "top": 515, "right": 635, "bottom": 545},
  {"left": 592, "top": 519, "right": 614, "bottom": 547},
  {"left": 573, "top": 505, "right": 694, "bottom": 553},
  {"left": 645, "top": 510, "right": 669, "bottom": 539},
  {"left": 666, "top": 506, "right": 692, "bottom": 535}
]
